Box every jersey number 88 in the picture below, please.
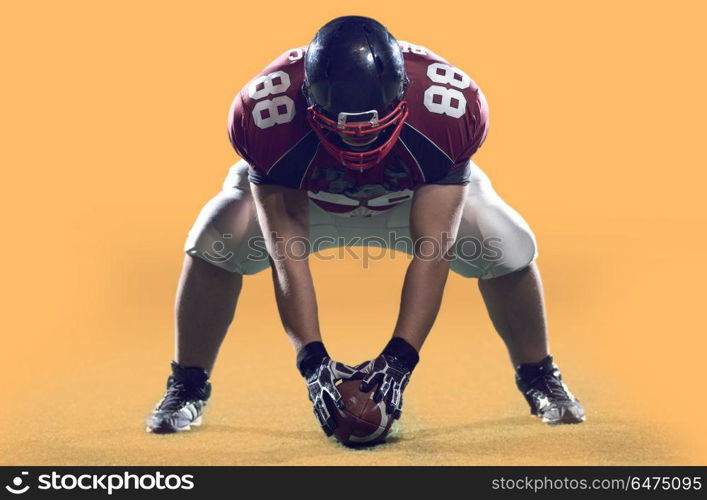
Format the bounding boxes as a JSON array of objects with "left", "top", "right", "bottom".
[
  {"left": 423, "top": 62, "right": 471, "bottom": 119},
  {"left": 247, "top": 70, "right": 296, "bottom": 129}
]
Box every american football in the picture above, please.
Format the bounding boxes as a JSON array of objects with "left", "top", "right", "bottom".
[{"left": 333, "top": 380, "right": 395, "bottom": 446}]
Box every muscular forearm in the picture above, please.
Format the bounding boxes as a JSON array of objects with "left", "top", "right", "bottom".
[
  {"left": 393, "top": 256, "right": 451, "bottom": 350},
  {"left": 391, "top": 182, "right": 467, "bottom": 351},
  {"left": 252, "top": 183, "right": 322, "bottom": 352},
  {"left": 270, "top": 257, "right": 321, "bottom": 351}
]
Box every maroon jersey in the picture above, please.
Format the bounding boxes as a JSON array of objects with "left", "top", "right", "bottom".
[{"left": 228, "top": 41, "right": 489, "bottom": 216}]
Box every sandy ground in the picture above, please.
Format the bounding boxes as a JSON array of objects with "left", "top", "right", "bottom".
[{"left": 1, "top": 245, "right": 700, "bottom": 466}]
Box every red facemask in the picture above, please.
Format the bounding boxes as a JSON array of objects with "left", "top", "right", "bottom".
[{"left": 306, "top": 101, "right": 409, "bottom": 172}]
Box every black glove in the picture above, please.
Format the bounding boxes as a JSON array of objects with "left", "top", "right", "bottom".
[
  {"left": 297, "top": 342, "right": 358, "bottom": 436},
  {"left": 355, "top": 337, "right": 419, "bottom": 420}
]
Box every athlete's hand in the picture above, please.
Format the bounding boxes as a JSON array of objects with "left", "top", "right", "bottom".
[
  {"left": 304, "top": 358, "right": 358, "bottom": 436},
  {"left": 355, "top": 354, "right": 413, "bottom": 420}
]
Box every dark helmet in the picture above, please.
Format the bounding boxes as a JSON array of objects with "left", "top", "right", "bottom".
[{"left": 303, "top": 16, "right": 409, "bottom": 171}]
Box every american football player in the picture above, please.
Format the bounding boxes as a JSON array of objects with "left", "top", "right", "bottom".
[{"left": 146, "top": 16, "right": 584, "bottom": 435}]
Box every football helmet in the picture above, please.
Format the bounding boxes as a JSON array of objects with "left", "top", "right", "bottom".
[{"left": 303, "top": 16, "right": 409, "bottom": 171}]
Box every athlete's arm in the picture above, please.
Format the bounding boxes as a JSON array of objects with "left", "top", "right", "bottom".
[
  {"left": 251, "top": 183, "right": 321, "bottom": 351},
  {"left": 352, "top": 182, "right": 467, "bottom": 418},
  {"left": 393, "top": 182, "right": 468, "bottom": 350},
  {"left": 252, "top": 183, "right": 361, "bottom": 436}
]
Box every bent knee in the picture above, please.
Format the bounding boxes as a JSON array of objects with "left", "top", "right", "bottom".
[
  {"left": 452, "top": 202, "right": 538, "bottom": 279},
  {"left": 482, "top": 222, "right": 537, "bottom": 279},
  {"left": 185, "top": 223, "right": 250, "bottom": 274},
  {"left": 184, "top": 189, "right": 268, "bottom": 275}
]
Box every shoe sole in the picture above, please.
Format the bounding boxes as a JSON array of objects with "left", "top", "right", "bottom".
[
  {"left": 146, "top": 415, "right": 203, "bottom": 434},
  {"left": 538, "top": 414, "right": 586, "bottom": 426}
]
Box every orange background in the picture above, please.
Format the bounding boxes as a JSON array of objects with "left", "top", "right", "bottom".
[{"left": 1, "top": 0, "right": 706, "bottom": 465}]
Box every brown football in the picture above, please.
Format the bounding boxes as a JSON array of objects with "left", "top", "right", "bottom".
[{"left": 332, "top": 380, "right": 394, "bottom": 446}]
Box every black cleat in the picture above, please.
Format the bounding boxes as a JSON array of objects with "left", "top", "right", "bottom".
[
  {"left": 146, "top": 361, "right": 211, "bottom": 434},
  {"left": 515, "top": 355, "right": 585, "bottom": 425}
]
